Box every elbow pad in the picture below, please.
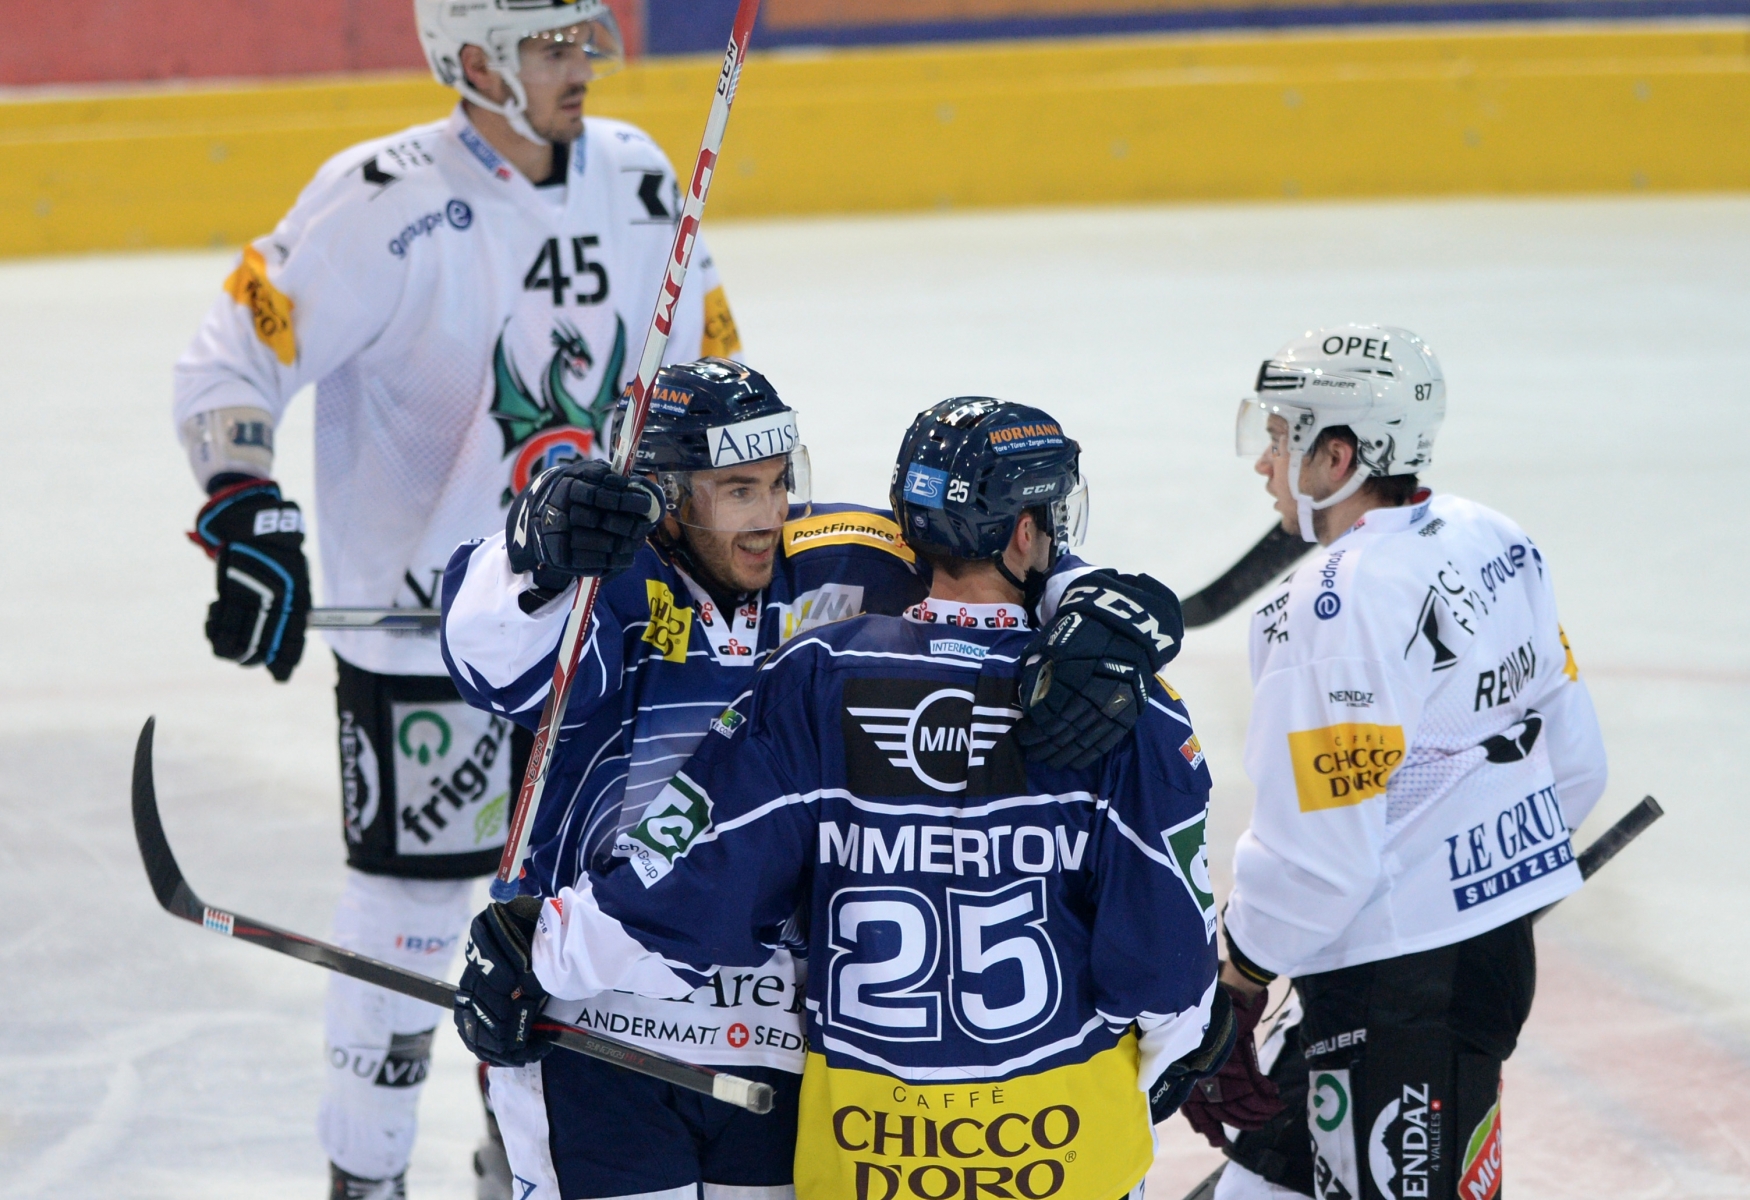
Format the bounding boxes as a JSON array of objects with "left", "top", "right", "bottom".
[{"left": 181, "top": 407, "right": 275, "bottom": 491}]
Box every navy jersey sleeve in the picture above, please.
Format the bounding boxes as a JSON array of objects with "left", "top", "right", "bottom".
[
  {"left": 587, "top": 641, "right": 827, "bottom": 970},
  {"left": 1085, "top": 683, "right": 1219, "bottom": 1029}
]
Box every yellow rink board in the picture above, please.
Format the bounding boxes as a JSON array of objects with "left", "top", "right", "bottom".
[{"left": 1, "top": 23, "right": 1746, "bottom": 257}]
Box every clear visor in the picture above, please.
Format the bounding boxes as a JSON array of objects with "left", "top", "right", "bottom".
[
  {"left": 1049, "top": 478, "right": 1090, "bottom": 553},
  {"left": 517, "top": 17, "right": 625, "bottom": 83},
  {"left": 1235, "top": 396, "right": 1303, "bottom": 459},
  {"left": 667, "top": 447, "right": 812, "bottom": 534}
]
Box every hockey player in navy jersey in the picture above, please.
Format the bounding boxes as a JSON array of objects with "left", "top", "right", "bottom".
[
  {"left": 441, "top": 371, "right": 1189, "bottom": 1199},
  {"left": 451, "top": 397, "right": 1235, "bottom": 1200}
]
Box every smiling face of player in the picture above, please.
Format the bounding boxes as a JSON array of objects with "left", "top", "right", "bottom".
[{"left": 670, "top": 457, "right": 793, "bottom": 595}]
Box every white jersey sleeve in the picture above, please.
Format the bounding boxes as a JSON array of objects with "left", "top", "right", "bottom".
[{"left": 172, "top": 135, "right": 427, "bottom": 434}]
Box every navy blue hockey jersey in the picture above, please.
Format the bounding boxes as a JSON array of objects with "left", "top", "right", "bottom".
[{"left": 537, "top": 598, "right": 1219, "bottom": 1200}]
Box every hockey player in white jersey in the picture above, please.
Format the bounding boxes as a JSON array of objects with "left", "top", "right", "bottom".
[
  {"left": 1179, "top": 326, "right": 1609, "bottom": 1200},
  {"left": 170, "top": 3, "right": 738, "bottom": 1195}
]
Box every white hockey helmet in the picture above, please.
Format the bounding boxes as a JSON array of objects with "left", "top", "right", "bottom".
[
  {"left": 416, "top": 0, "right": 625, "bottom": 145},
  {"left": 1236, "top": 324, "right": 1445, "bottom": 541}
]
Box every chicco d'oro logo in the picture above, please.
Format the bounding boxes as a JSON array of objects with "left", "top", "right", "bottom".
[{"left": 398, "top": 711, "right": 451, "bottom": 765}]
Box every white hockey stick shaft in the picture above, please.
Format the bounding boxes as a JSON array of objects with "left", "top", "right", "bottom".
[{"left": 491, "top": 0, "right": 761, "bottom": 902}]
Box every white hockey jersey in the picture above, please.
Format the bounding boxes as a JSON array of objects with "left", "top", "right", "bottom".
[
  {"left": 173, "top": 105, "right": 733, "bottom": 676},
  {"left": 1225, "top": 492, "right": 1608, "bottom": 978}
]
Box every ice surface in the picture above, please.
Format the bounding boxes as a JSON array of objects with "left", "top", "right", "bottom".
[{"left": 0, "top": 196, "right": 1746, "bottom": 1197}]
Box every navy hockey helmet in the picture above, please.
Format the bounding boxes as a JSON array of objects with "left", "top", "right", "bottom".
[
  {"left": 890, "top": 397, "right": 1087, "bottom": 566},
  {"left": 612, "top": 357, "right": 810, "bottom": 528}
]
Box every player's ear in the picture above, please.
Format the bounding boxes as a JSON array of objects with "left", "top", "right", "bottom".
[{"left": 459, "top": 44, "right": 508, "bottom": 101}]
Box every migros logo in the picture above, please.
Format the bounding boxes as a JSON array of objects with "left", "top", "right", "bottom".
[
  {"left": 834, "top": 1103, "right": 1082, "bottom": 1200},
  {"left": 1287, "top": 722, "right": 1405, "bottom": 812}
]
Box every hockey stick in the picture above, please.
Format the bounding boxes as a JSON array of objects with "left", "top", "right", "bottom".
[
  {"left": 491, "top": 0, "right": 761, "bottom": 905},
  {"left": 1181, "top": 525, "right": 1312, "bottom": 629},
  {"left": 1176, "top": 795, "right": 1663, "bottom": 1198},
  {"left": 131, "top": 717, "right": 773, "bottom": 1114},
  {"left": 308, "top": 608, "right": 439, "bottom": 631}
]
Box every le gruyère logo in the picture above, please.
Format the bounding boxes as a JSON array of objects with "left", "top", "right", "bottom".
[
  {"left": 1288, "top": 723, "right": 1406, "bottom": 812},
  {"left": 489, "top": 315, "right": 626, "bottom": 505}
]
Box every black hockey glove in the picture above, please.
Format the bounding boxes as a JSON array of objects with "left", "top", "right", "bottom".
[
  {"left": 1180, "top": 982, "right": 1284, "bottom": 1146},
  {"left": 506, "top": 460, "right": 664, "bottom": 585},
  {"left": 454, "top": 896, "right": 553, "bottom": 1069},
  {"left": 1149, "top": 985, "right": 1238, "bottom": 1125},
  {"left": 1015, "top": 571, "right": 1184, "bottom": 769},
  {"left": 188, "top": 479, "right": 310, "bottom": 683}
]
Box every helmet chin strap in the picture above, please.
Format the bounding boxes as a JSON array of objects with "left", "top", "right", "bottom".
[
  {"left": 1288, "top": 452, "right": 1370, "bottom": 544},
  {"left": 460, "top": 54, "right": 552, "bottom": 148}
]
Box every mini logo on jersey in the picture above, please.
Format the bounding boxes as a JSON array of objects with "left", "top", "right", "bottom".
[
  {"left": 222, "top": 245, "right": 296, "bottom": 366},
  {"left": 930, "top": 639, "right": 987, "bottom": 660},
  {"left": 615, "top": 775, "right": 713, "bottom": 887},
  {"left": 445, "top": 198, "right": 473, "bottom": 229},
  {"left": 987, "top": 421, "right": 1065, "bottom": 456},
  {"left": 203, "top": 907, "right": 235, "bottom": 936},
  {"left": 1178, "top": 734, "right": 1204, "bottom": 769},
  {"left": 1288, "top": 723, "right": 1405, "bottom": 812},
  {"left": 643, "top": 580, "right": 692, "bottom": 663},
  {"left": 902, "top": 463, "right": 950, "bottom": 509},
  {"left": 842, "top": 677, "right": 1025, "bottom": 796}
]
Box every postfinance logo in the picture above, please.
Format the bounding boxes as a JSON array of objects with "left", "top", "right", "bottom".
[
  {"left": 1288, "top": 723, "right": 1405, "bottom": 812},
  {"left": 643, "top": 579, "right": 692, "bottom": 663}
]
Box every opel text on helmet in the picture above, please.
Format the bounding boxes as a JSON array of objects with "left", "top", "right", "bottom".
[{"left": 1235, "top": 323, "right": 1445, "bottom": 541}]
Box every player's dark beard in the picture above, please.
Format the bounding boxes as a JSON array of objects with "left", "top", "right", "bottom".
[{"left": 667, "top": 525, "right": 775, "bottom": 617}]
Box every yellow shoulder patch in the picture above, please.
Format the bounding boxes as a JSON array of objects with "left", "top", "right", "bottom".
[
  {"left": 1558, "top": 624, "right": 1580, "bottom": 681},
  {"left": 1288, "top": 722, "right": 1405, "bottom": 812},
  {"left": 1155, "top": 674, "right": 1182, "bottom": 702},
  {"left": 642, "top": 579, "right": 692, "bottom": 663},
  {"left": 783, "top": 511, "right": 914, "bottom": 563},
  {"left": 700, "top": 284, "right": 741, "bottom": 359},
  {"left": 223, "top": 245, "right": 296, "bottom": 366}
]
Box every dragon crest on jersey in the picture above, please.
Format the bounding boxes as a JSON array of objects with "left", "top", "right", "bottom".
[{"left": 490, "top": 315, "right": 627, "bottom": 504}]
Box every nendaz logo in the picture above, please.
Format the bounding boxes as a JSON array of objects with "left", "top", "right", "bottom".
[{"left": 847, "top": 687, "right": 1019, "bottom": 792}]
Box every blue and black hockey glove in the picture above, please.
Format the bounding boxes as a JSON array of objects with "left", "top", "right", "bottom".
[
  {"left": 506, "top": 459, "right": 664, "bottom": 587},
  {"left": 1016, "top": 570, "right": 1184, "bottom": 770},
  {"left": 189, "top": 478, "right": 310, "bottom": 683},
  {"left": 454, "top": 896, "right": 552, "bottom": 1069}
]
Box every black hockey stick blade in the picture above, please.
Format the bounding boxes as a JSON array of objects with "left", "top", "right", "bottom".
[
  {"left": 1182, "top": 526, "right": 1313, "bottom": 629},
  {"left": 130, "top": 718, "right": 774, "bottom": 1114},
  {"left": 307, "top": 608, "right": 440, "bottom": 631}
]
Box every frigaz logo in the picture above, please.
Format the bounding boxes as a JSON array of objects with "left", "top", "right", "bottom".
[
  {"left": 841, "top": 678, "right": 1026, "bottom": 797},
  {"left": 397, "top": 710, "right": 452, "bottom": 766},
  {"left": 1309, "top": 1069, "right": 1360, "bottom": 1200},
  {"left": 510, "top": 426, "right": 595, "bottom": 497}
]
